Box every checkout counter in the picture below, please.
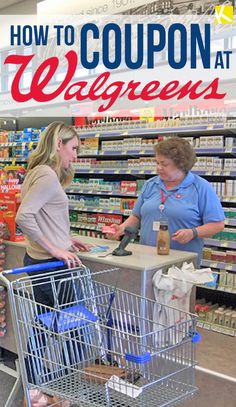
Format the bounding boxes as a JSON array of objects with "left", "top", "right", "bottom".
[{"left": 1, "top": 237, "right": 197, "bottom": 354}]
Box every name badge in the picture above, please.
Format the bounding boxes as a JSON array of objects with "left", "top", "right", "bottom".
[{"left": 153, "top": 221, "right": 160, "bottom": 231}]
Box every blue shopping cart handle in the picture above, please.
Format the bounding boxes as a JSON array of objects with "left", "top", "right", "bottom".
[{"left": 4, "top": 261, "right": 65, "bottom": 275}]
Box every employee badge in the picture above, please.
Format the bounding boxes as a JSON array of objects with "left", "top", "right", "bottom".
[{"left": 159, "top": 204, "right": 165, "bottom": 212}]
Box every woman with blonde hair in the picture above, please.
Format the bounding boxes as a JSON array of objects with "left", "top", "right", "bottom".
[
  {"left": 16, "top": 121, "right": 90, "bottom": 300},
  {"left": 17, "top": 122, "right": 90, "bottom": 403}
]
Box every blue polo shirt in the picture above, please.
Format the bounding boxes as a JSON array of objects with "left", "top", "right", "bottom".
[{"left": 133, "top": 172, "right": 225, "bottom": 266}]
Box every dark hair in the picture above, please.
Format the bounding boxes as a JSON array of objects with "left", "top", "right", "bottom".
[{"left": 154, "top": 137, "right": 196, "bottom": 173}]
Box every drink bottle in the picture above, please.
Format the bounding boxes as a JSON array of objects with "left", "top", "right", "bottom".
[{"left": 157, "top": 220, "right": 170, "bottom": 255}]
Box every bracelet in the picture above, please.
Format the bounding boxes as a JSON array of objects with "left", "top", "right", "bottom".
[{"left": 192, "top": 227, "right": 198, "bottom": 240}]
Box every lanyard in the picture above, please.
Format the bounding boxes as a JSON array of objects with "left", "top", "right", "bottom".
[
  {"left": 160, "top": 189, "right": 176, "bottom": 213},
  {"left": 160, "top": 190, "right": 174, "bottom": 205}
]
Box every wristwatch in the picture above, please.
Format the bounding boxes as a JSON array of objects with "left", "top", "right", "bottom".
[{"left": 192, "top": 227, "right": 198, "bottom": 239}]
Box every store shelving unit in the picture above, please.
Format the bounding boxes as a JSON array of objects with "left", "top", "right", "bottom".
[
  {"left": 70, "top": 119, "right": 236, "bottom": 334},
  {"left": 1, "top": 118, "right": 236, "bottom": 334}
]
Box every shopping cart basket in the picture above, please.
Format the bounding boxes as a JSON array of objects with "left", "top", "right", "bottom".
[{"left": 1, "top": 262, "right": 200, "bottom": 407}]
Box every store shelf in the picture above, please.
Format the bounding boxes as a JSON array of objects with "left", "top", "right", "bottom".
[
  {"left": 78, "top": 123, "right": 231, "bottom": 139},
  {"left": 196, "top": 284, "right": 236, "bottom": 295},
  {"left": 0, "top": 141, "right": 37, "bottom": 147},
  {"left": 192, "top": 170, "right": 236, "bottom": 176},
  {"left": 80, "top": 147, "right": 236, "bottom": 157},
  {"left": 70, "top": 222, "right": 103, "bottom": 232},
  {"left": 99, "top": 149, "right": 154, "bottom": 156},
  {"left": 201, "top": 259, "right": 236, "bottom": 272},
  {"left": 0, "top": 158, "right": 27, "bottom": 162},
  {"left": 221, "top": 198, "right": 236, "bottom": 203},
  {"left": 195, "top": 147, "right": 236, "bottom": 154},
  {"left": 204, "top": 238, "right": 236, "bottom": 249},
  {"left": 197, "top": 320, "right": 236, "bottom": 337},
  {"left": 68, "top": 203, "right": 133, "bottom": 216},
  {"left": 224, "top": 218, "right": 236, "bottom": 226},
  {"left": 74, "top": 168, "right": 156, "bottom": 175},
  {"left": 74, "top": 168, "right": 236, "bottom": 177},
  {"left": 66, "top": 187, "right": 138, "bottom": 197}
]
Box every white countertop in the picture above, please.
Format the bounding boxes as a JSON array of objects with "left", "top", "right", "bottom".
[{"left": 4, "top": 236, "right": 197, "bottom": 272}]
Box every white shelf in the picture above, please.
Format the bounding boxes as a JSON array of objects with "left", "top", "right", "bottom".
[
  {"left": 70, "top": 222, "right": 102, "bottom": 232},
  {"left": 201, "top": 259, "right": 236, "bottom": 272},
  {"left": 224, "top": 218, "right": 236, "bottom": 226},
  {"left": 204, "top": 239, "right": 236, "bottom": 250},
  {"left": 78, "top": 123, "right": 231, "bottom": 139},
  {"left": 67, "top": 187, "right": 138, "bottom": 197},
  {"left": 74, "top": 168, "right": 156, "bottom": 175},
  {"left": 68, "top": 204, "right": 133, "bottom": 216},
  {"left": 197, "top": 321, "right": 236, "bottom": 337}
]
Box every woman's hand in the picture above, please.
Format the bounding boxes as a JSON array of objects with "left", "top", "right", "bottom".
[
  {"left": 172, "top": 229, "right": 194, "bottom": 244},
  {"left": 71, "top": 237, "right": 93, "bottom": 252},
  {"left": 51, "top": 247, "right": 82, "bottom": 269},
  {"left": 106, "top": 224, "right": 124, "bottom": 240}
]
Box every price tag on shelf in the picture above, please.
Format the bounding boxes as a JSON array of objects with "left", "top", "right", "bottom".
[
  {"left": 211, "top": 325, "right": 223, "bottom": 334},
  {"left": 123, "top": 209, "right": 132, "bottom": 216},
  {"left": 95, "top": 133, "right": 100, "bottom": 138},
  {"left": 121, "top": 131, "right": 128, "bottom": 136},
  {"left": 221, "top": 242, "right": 229, "bottom": 247},
  {"left": 223, "top": 171, "right": 230, "bottom": 176},
  {"left": 207, "top": 124, "right": 213, "bottom": 130},
  {"left": 11, "top": 158, "right": 16, "bottom": 165},
  {"left": 28, "top": 141, "right": 34, "bottom": 150},
  {"left": 210, "top": 262, "right": 218, "bottom": 269},
  {"left": 222, "top": 329, "right": 235, "bottom": 337},
  {"left": 203, "top": 323, "right": 211, "bottom": 330}
]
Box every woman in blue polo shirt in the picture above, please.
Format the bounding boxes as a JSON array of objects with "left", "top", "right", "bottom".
[{"left": 111, "top": 137, "right": 225, "bottom": 266}]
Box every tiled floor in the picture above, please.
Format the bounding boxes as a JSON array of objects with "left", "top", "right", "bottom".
[
  {"left": 1, "top": 329, "right": 236, "bottom": 407},
  {"left": 197, "top": 328, "right": 236, "bottom": 377}
]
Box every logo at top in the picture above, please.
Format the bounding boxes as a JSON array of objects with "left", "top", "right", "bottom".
[{"left": 215, "top": 5, "right": 234, "bottom": 24}]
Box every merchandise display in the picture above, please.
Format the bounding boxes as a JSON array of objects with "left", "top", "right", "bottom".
[
  {"left": 0, "top": 116, "right": 235, "bottom": 337},
  {"left": 195, "top": 299, "right": 236, "bottom": 336},
  {"left": 0, "top": 1, "right": 236, "bottom": 406}
]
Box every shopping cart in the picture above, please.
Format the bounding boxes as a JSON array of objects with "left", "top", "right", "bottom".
[{"left": 1, "top": 262, "right": 200, "bottom": 407}]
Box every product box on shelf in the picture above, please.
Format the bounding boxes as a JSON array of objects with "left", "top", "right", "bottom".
[
  {"left": 120, "top": 181, "right": 137, "bottom": 194},
  {"left": 0, "top": 191, "right": 24, "bottom": 241},
  {"left": 96, "top": 213, "right": 122, "bottom": 227}
]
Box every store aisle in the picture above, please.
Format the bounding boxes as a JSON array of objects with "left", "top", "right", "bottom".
[{"left": 181, "top": 370, "right": 236, "bottom": 407}]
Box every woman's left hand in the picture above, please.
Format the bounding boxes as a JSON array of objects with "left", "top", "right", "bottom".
[
  {"left": 172, "top": 229, "right": 194, "bottom": 244},
  {"left": 71, "top": 237, "right": 93, "bottom": 252}
]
